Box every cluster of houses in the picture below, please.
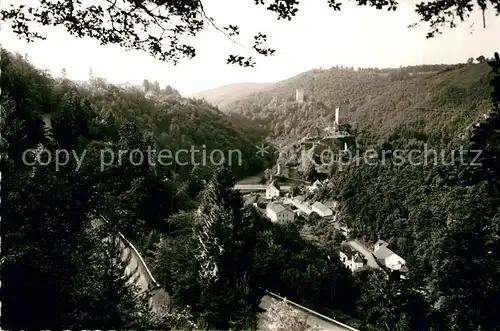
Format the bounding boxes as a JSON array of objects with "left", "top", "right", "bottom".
[
  {"left": 338, "top": 239, "right": 408, "bottom": 276},
  {"left": 263, "top": 181, "right": 335, "bottom": 223},
  {"left": 259, "top": 179, "right": 408, "bottom": 278}
]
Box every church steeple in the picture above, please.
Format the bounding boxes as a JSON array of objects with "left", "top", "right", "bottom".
[{"left": 89, "top": 66, "right": 94, "bottom": 81}]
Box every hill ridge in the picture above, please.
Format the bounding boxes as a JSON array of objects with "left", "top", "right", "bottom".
[{"left": 218, "top": 62, "right": 492, "bottom": 147}]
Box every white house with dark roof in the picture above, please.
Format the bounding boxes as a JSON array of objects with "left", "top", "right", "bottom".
[
  {"left": 266, "top": 181, "right": 281, "bottom": 199},
  {"left": 339, "top": 247, "right": 365, "bottom": 272},
  {"left": 266, "top": 202, "right": 295, "bottom": 223},
  {"left": 373, "top": 240, "right": 406, "bottom": 272},
  {"left": 311, "top": 201, "right": 333, "bottom": 217}
]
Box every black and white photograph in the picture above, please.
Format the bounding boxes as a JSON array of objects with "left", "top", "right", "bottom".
[{"left": 1, "top": 0, "right": 500, "bottom": 330}]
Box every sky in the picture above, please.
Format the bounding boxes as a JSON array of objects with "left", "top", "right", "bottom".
[{"left": 1, "top": 0, "right": 499, "bottom": 94}]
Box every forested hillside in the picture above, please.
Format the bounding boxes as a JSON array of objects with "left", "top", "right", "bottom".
[
  {"left": 3, "top": 0, "right": 500, "bottom": 328},
  {"left": 1, "top": 49, "right": 192, "bottom": 329},
  {"left": 3, "top": 51, "right": 269, "bottom": 180},
  {"left": 192, "top": 56, "right": 500, "bottom": 331},
  {"left": 222, "top": 63, "right": 492, "bottom": 146},
  {"left": 291, "top": 56, "right": 500, "bottom": 330},
  {"left": 0, "top": 48, "right": 377, "bottom": 330},
  {"left": 0, "top": 49, "right": 270, "bottom": 329},
  {"left": 3, "top": 44, "right": 500, "bottom": 331},
  {"left": 190, "top": 82, "right": 273, "bottom": 110}
]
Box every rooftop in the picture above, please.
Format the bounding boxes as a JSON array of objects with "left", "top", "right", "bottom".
[
  {"left": 353, "top": 254, "right": 364, "bottom": 264},
  {"left": 268, "top": 180, "right": 281, "bottom": 190},
  {"left": 373, "top": 245, "right": 395, "bottom": 260},
  {"left": 293, "top": 195, "right": 306, "bottom": 203},
  {"left": 267, "top": 202, "right": 287, "bottom": 214},
  {"left": 340, "top": 244, "right": 357, "bottom": 259},
  {"left": 311, "top": 201, "right": 332, "bottom": 213},
  {"left": 375, "top": 239, "right": 388, "bottom": 247}
]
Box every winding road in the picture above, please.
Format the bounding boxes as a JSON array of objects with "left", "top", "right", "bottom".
[
  {"left": 93, "top": 217, "right": 170, "bottom": 314},
  {"left": 93, "top": 217, "right": 359, "bottom": 330}
]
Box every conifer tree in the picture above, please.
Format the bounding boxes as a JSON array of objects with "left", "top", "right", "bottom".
[
  {"left": 0, "top": 50, "right": 164, "bottom": 330},
  {"left": 194, "top": 166, "right": 260, "bottom": 329},
  {"left": 428, "top": 53, "right": 500, "bottom": 330}
]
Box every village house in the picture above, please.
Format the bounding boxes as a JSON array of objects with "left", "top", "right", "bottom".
[
  {"left": 311, "top": 201, "right": 333, "bottom": 217},
  {"left": 266, "top": 181, "right": 281, "bottom": 200},
  {"left": 291, "top": 195, "right": 313, "bottom": 215},
  {"left": 339, "top": 247, "right": 365, "bottom": 272},
  {"left": 266, "top": 202, "right": 295, "bottom": 223},
  {"left": 373, "top": 240, "right": 406, "bottom": 272},
  {"left": 307, "top": 179, "right": 324, "bottom": 192}
]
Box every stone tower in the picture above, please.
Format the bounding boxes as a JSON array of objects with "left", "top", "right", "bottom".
[
  {"left": 324, "top": 105, "right": 346, "bottom": 138},
  {"left": 295, "top": 88, "right": 304, "bottom": 103}
]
